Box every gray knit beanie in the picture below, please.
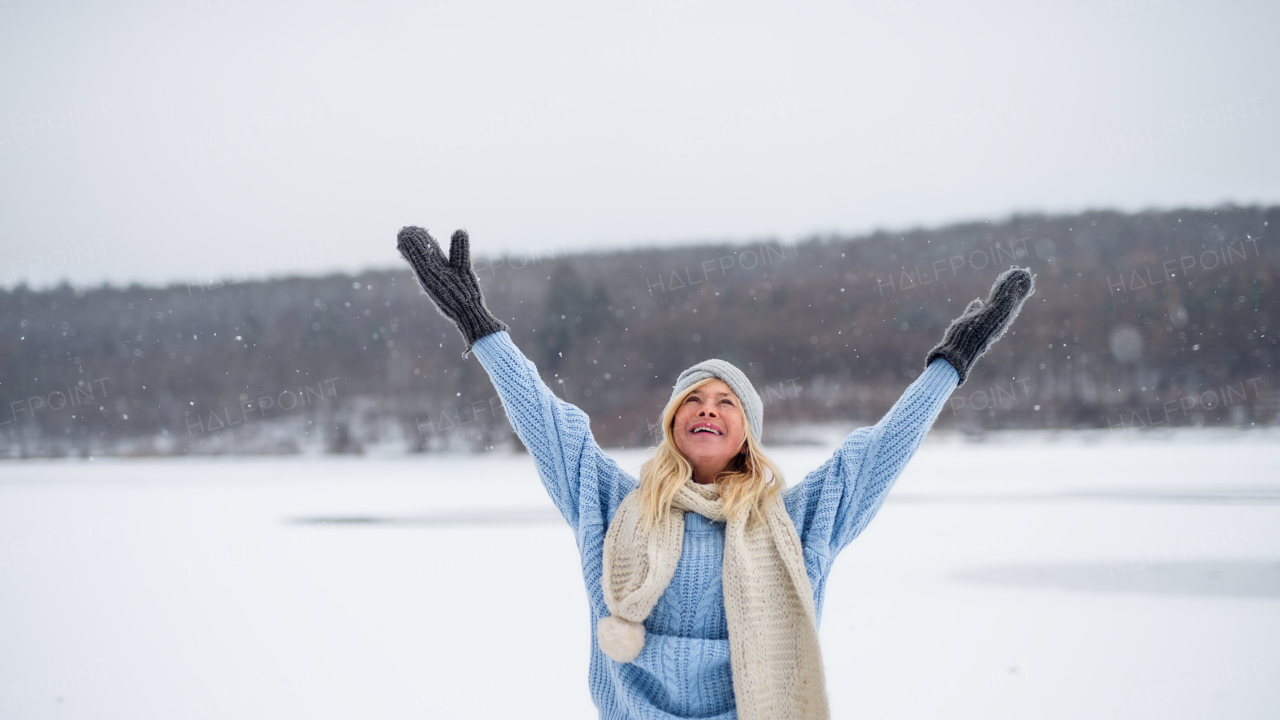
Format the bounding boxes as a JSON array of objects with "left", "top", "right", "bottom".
[{"left": 669, "top": 359, "right": 763, "bottom": 444}]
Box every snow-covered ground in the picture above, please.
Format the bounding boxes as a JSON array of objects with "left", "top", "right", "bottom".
[{"left": 2, "top": 431, "right": 1278, "bottom": 719}]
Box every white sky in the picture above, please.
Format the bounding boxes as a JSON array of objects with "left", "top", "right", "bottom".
[{"left": 1, "top": 0, "right": 1277, "bottom": 289}]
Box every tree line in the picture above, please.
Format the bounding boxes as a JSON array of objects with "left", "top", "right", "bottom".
[{"left": 0, "top": 205, "right": 1275, "bottom": 457}]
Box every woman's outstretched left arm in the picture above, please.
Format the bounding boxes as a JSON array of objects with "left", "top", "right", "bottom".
[
  {"left": 783, "top": 359, "right": 957, "bottom": 574},
  {"left": 785, "top": 267, "right": 1036, "bottom": 580}
]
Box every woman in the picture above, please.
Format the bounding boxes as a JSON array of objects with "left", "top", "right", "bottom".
[{"left": 397, "top": 227, "right": 1035, "bottom": 720}]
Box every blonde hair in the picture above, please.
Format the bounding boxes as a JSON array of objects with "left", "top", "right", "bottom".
[{"left": 638, "top": 377, "right": 785, "bottom": 531}]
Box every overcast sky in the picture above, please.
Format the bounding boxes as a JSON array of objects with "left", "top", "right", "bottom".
[{"left": 1, "top": 0, "right": 1276, "bottom": 289}]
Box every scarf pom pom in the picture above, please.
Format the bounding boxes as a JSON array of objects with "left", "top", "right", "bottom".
[{"left": 597, "top": 615, "right": 645, "bottom": 663}]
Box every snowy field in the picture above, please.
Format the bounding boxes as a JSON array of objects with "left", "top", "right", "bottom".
[{"left": 2, "top": 431, "right": 1278, "bottom": 719}]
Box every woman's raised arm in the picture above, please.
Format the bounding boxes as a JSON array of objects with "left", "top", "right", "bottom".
[
  {"left": 469, "top": 330, "right": 635, "bottom": 530},
  {"left": 397, "top": 227, "right": 634, "bottom": 533},
  {"left": 785, "top": 267, "right": 1036, "bottom": 580}
]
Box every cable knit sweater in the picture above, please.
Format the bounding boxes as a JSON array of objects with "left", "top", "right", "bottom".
[{"left": 470, "top": 331, "right": 959, "bottom": 720}]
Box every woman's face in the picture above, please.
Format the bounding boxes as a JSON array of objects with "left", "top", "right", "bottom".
[{"left": 672, "top": 379, "right": 748, "bottom": 475}]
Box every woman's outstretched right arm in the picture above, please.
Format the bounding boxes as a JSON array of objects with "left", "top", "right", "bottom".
[
  {"left": 396, "top": 226, "right": 634, "bottom": 534},
  {"left": 469, "top": 330, "right": 635, "bottom": 530}
]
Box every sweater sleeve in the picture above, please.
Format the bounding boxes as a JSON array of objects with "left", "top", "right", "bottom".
[
  {"left": 784, "top": 358, "right": 959, "bottom": 576},
  {"left": 469, "top": 331, "right": 637, "bottom": 533}
]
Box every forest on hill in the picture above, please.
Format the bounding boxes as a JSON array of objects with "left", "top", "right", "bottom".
[{"left": 1, "top": 205, "right": 1276, "bottom": 457}]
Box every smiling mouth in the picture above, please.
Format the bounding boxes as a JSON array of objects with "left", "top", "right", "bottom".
[{"left": 690, "top": 425, "right": 723, "bottom": 436}]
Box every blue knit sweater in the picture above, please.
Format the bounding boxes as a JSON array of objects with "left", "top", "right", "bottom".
[{"left": 471, "top": 331, "right": 959, "bottom": 719}]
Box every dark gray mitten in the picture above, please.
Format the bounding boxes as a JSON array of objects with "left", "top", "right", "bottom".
[
  {"left": 925, "top": 266, "right": 1035, "bottom": 386},
  {"left": 397, "top": 226, "right": 508, "bottom": 357}
]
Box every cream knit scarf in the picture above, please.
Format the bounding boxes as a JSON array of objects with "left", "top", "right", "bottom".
[{"left": 598, "top": 479, "right": 830, "bottom": 720}]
